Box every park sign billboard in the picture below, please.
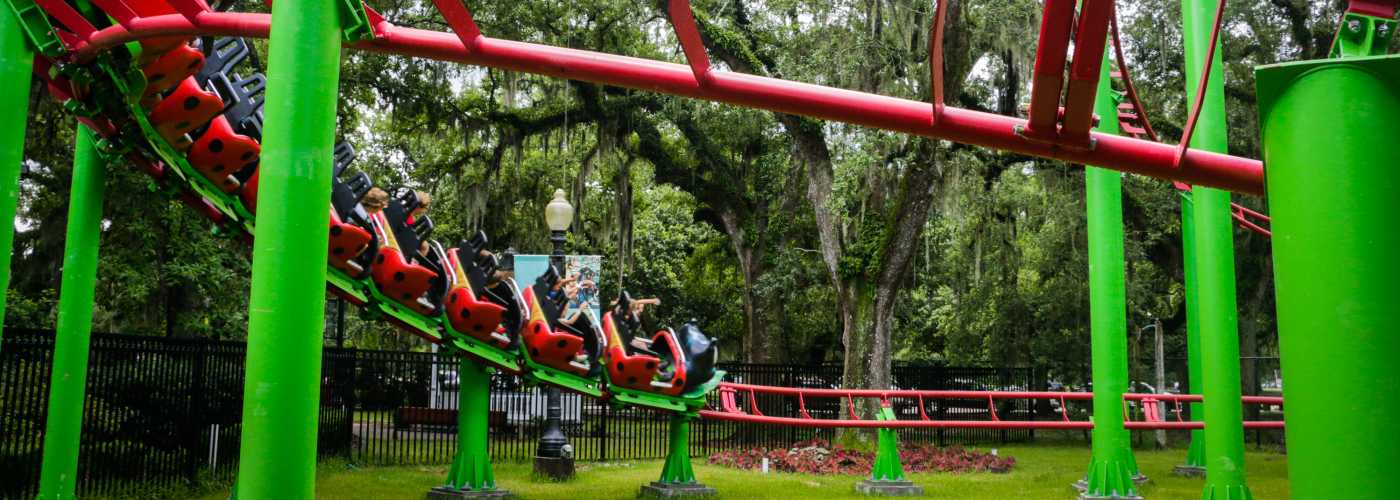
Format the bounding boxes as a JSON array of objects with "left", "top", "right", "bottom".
[{"left": 514, "top": 254, "right": 602, "bottom": 321}]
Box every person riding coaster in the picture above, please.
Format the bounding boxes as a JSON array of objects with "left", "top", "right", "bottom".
[
  {"left": 366, "top": 188, "right": 446, "bottom": 315},
  {"left": 518, "top": 266, "right": 605, "bottom": 377},
  {"left": 601, "top": 292, "right": 719, "bottom": 396},
  {"left": 439, "top": 232, "right": 523, "bottom": 350}
]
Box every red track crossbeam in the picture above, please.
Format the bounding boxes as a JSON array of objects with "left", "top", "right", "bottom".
[{"left": 61, "top": 11, "right": 1265, "bottom": 194}]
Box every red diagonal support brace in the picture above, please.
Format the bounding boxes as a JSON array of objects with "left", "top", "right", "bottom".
[
  {"left": 162, "top": 0, "right": 211, "bottom": 22},
  {"left": 1021, "top": 0, "right": 1077, "bottom": 142},
  {"left": 431, "top": 0, "right": 482, "bottom": 53},
  {"left": 929, "top": 0, "right": 950, "bottom": 122},
  {"left": 1176, "top": 0, "right": 1227, "bottom": 168},
  {"left": 1348, "top": 0, "right": 1399, "bottom": 17},
  {"left": 1059, "top": 0, "right": 1115, "bottom": 145},
  {"left": 33, "top": 0, "right": 98, "bottom": 38},
  {"left": 88, "top": 0, "right": 139, "bottom": 26},
  {"left": 666, "top": 0, "right": 711, "bottom": 85}
]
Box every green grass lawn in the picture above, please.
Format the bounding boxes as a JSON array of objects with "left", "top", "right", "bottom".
[{"left": 194, "top": 445, "right": 1289, "bottom": 499}]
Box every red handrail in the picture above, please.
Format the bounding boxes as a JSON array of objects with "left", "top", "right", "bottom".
[{"left": 704, "top": 382, "right": 1284, "bottom": 430}]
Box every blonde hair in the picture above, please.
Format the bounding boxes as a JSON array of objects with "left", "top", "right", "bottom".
[
  {"left": 414, "top": 190, "right": 432, "bottom": 211},
  {"left": 361, "top": 187, "right": 389, "bottom": 213}
]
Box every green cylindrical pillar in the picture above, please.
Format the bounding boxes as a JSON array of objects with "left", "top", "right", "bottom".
[
  {"left": 1176, "top": 193, "right": 1207, "bottom": 476},
  {"left": 36, "top": 125, "right": 107, "bottom": 499},
  {"left": 1255, "top": 55, "right": 1400, "bottom": 500},
  {"left": 233, "top": 1, "right": 342, "bottom": 498},
  {"left": 441, "top": 360, "right": 498, "bottom": 493},
  {"left": 0, "top": 1, "right": 35, "bottom": 349},
  {"left": 1182, "top": 1, "right": 1251, "bottom": 498},
  {"left": 1081, "top": 57, "right": 1142, "bottom": 500}
]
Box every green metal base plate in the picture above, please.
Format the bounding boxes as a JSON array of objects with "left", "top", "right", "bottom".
[
  {"left": 1073, "top": 473, "right": 1149, "bottom": 493},
  {"left": 1079, "top": 493, "right": 1144, "bottom": 500},
  {"left": 1172, "top": 465, "right": 1206, "bottom": 478},
  {"left": 426, "top": 486, "right": 510, "bottom": 499},
  {"left": 854, "top": 479, "right": 923, "bottom": 496},
  {"left": 639, "top": 482, "right": 717, "bottom": 498},
  {"left": 1201, "top": 484, "right": 1254, "bottom": 500}
]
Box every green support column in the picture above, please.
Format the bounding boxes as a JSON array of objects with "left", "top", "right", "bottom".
[
  {"left": 1080, "top": 57, "right": 1142, "bottom": 500},
  {"left": 0, "top": 1, "right": 36, "bottom": 349},
  {"left": 1182, "top": 1, "right": 1252, "bottom": 499},
  {"left": 641, "top": 414, "right": 715, "bottom": 498},
  {"left": 855, "top": 405, "right": 923, "bottom": 496},
  {"left": 1175, "top": 194, "right": 1207, "bottom": 477},
  {"left": 431, "top": 359, "right": 505, "bottom": 499},
  {"left": 36, "top": 125, "right": 106, "bottom": 499},
  {"left": 1255, "top": 53, "right": 1400, "bottom": 500},
  {"left": 233, "top": 0, "right": 343, "bottom": 498}
]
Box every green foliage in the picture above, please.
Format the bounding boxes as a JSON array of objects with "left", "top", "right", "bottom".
[{"left": 9, "top": 0, "right": 1307, "bottom": 375}]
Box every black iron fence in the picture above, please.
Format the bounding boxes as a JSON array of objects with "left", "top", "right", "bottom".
[
  {"left": 0, "top": 331, "right": 351, "bottom": 498},
  {"left": 3, "top": 330, "right": 1118, "bottom": 497}
]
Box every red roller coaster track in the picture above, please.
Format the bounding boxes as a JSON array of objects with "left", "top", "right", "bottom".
[
  {"left": 26, "top": 0, "right": 1267, "bottom": 194},
  {"left": 701, "top": 382, "right": 1284, "bottom": 430}
]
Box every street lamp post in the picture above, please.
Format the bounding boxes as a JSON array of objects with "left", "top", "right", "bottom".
[{"left": 535, "top": 189, "right": 575, "bottom": 480}]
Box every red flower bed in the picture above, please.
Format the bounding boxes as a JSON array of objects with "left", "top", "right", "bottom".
[{"left": 707, "top": 439, "right": 1014, "bottom": 475}]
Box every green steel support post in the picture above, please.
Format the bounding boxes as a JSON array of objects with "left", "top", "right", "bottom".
[
  {"left": 660, "top": 414, "right": 696, "bottom": 484},
  {"left": 432, "top": 359, "right": 504, "bottom": 498},
  {"left": 1175, "top": 194, "right": 1207, "bottom": 477},
  {"left": 641, "top": 414, "right": 715, "bottom": 498},
  {"left": 36, "top": 125, "right": 106, "bottom": 499},
  {"left": 233, "top": 1, "right": 343, "bottom": 498},
  {"left": 855, "top": 405, "right": 923, "bottom": 496},
  {"left": 1080, "top": 57, "right": 1142, "bottom": 500},
  {"left": 869, "top": 409, "right": 906, "bottom": 482},
  {"left": 0, "top": 1, "right": 35, "bottom": 350},
  {"left": 1182, "top": 1, "right": 1252, "bottom": 498},
  {"left": 1255, "top": 52, "right": 1400, "bottom": 500}
]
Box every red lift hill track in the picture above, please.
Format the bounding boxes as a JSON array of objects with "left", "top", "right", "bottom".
[{"left": 15, "top": 0, "right": 1300, "bottom": 431}]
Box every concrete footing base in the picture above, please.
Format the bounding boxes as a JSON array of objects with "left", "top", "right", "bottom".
[
  {"left": 426, "top": 486, "right": 510, "bottom": 499},
  {"left": 639, "top": 481, "right": 717, "bottom": 498},
  {"left": 854, "top": 479, "right": 924, "bottom": 496}
]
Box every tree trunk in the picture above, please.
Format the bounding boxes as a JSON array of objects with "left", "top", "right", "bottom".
[{"left": 719, "top": 210, "right": 771, "bottom": 364}]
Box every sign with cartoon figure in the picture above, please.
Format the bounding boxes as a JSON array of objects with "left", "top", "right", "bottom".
[{"left": 514, "top": 254, "right": 602, "bottom": 321}]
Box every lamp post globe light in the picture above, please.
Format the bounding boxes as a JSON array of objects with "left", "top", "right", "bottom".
[{"left": 535, "top": 189, "right": 575, "bottom": 480}]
